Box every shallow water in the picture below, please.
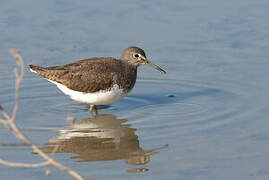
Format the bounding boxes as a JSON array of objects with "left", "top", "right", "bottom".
[{"left": 1, "top": 0, "right": 269, "bottom": 180}]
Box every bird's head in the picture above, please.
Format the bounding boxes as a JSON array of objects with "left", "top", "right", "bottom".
[{"left": 121, "top": 46, "right": 166, "bottom": 74}]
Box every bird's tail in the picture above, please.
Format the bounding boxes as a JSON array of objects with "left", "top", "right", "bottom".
[{"left": 29, "top": 65, "right": 44, "bottom": 74}]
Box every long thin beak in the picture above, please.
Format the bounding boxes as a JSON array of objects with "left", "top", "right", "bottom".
[{"left": 144, "top": 58, "right": 166, "bottom": 74}]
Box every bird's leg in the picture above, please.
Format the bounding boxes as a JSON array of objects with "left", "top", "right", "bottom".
[
  {"left": 94, "top": 105, "right": 98, "bottom": 115},
  {"left": 89, "top": 104, "right": 94, "bottom": 116},
  {"left": 89, "top": 104, "right": 98, "bottom": 116}
]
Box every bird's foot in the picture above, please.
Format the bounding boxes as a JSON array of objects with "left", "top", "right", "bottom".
[{"left": 89, "top": 104, "right": 98, "bottom": 116}]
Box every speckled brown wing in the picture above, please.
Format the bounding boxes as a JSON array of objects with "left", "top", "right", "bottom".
[{"left": 30, "top": 58, "right": 125, "bottom": 93}]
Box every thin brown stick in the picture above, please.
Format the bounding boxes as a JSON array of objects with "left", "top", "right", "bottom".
[
  {"left": 0, "top": 49, "right": 84, "bottom": 180},
  {"left": 9, "top": 49, "right": 24, "bottom": 123},
  {"left": 0, "top": 105, "right": 11, "bottom": 120},
  {"left": 0, "top": 158, "right": 50, "bottom": 168}
]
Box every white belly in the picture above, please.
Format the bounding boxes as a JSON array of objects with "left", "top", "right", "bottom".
[{"left": 48, "top": 80, "right": 127, "bottom": 105}]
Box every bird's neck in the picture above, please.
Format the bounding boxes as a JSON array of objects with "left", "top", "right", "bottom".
[{"left": 121, "top": 62, "right": 137, "bottom": 93}]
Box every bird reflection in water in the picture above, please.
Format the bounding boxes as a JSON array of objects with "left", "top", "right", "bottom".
[{"left": 39, "top": 114, "right": 166, "bottom": 172}]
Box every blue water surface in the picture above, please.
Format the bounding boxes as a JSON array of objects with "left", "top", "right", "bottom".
[{"left": 1, "top": 0, "right": 269, "bottom": 180}]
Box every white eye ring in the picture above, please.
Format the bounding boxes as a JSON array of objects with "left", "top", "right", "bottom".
[{"left": 133, "top": 53, "right": 140, "bottom": 58}]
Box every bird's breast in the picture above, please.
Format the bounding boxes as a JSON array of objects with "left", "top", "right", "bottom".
[{"left": 51, "top": 80, "right": 127, "bottom": 105}]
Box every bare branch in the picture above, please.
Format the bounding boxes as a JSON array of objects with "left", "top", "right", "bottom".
[
  {"left": 9, "top": 49, "right": 24, "bottom": 123},
  {"left": 0, "top": 105, "right": 11, "bottom": 120},
  {"left": 0, "top": 118, "right": 8, "bottom": 125},
  {"left": 0, "top": 158, "right": 50, "bottom": 168},
  {"left": 0, "top": 49, "right": 85, "bottom": 180}
]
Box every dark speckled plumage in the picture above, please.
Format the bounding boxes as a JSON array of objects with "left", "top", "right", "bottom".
[
  {"left": 30, "top": 57, "right": 137, "bottom": 93},
  {"left": 30, "top": 46, "right": 166, "bottom": 114}
]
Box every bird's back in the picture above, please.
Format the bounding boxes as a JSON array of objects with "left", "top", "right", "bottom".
[{"left": 30, "top": 57, "right": 137, "bottom": 93}]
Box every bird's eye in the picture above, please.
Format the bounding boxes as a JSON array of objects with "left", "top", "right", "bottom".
[{"left": 134, "top": 54, "right": 140, "bottom": 58}]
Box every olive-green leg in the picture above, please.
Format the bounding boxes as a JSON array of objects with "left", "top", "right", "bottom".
[{"left": 89, "top": 105, "right": 98, "bottom": 116}]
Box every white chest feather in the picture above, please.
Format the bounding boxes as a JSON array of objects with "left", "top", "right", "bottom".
[{"left": 48, "top": 80, "right": 127, "bottom": 105}]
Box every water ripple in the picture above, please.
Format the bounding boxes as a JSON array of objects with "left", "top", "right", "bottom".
[{"left": 0, "top": 74, "right": 252, "bottom": 137}]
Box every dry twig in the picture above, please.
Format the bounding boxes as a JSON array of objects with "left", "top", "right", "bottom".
[{"left": 0, "top": 49, "right": 84, "bottom": 180}]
